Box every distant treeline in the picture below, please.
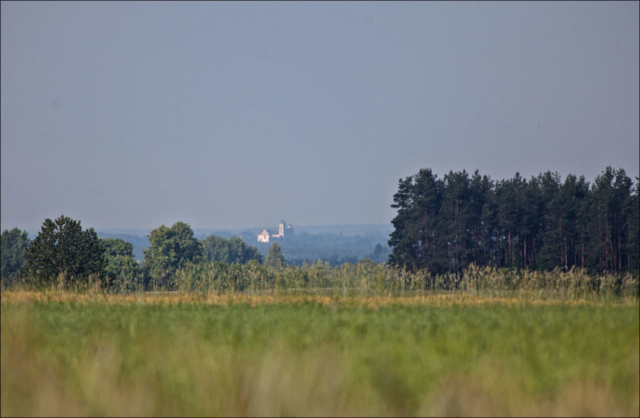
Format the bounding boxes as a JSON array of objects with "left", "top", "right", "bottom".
[
  {"left": 1, "top": 217, "right": 284, "bottom": 290},
  {"left": 253, "top": 232, "right": 390, "bottom": 266},
  {"left": 388, "top": 167, "right": 639, "bottom": 274},
  {"left": 96, "top": 232, "right": 149, "bottom": 260},
  {"left": 2, "top": 219, "right": 391, "bottom": 290},
  {"left": 90, "top": 231, "right": 389, "bottom": 266},
  {"left": 94, "top": 228, "right": 391, "bottom": 264}
]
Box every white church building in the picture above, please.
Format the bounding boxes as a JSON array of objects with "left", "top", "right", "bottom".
[{"left": 257, "top": 221, "right": 292, "bottom": 243}]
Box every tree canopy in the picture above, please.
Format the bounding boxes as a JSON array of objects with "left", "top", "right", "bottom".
[
  {"left": 143, "top": 222, "right": 202, "bottom": 288},
  {"left": 100, "top": 238, "right": 140, "bottom": 288},
  {"left": 24, "top": 215, "right": 105, "bottom": 284},
  {"left": 1, "top": 227, "right": 30, "bottom": 282},
  {"left": 265, "top": 242, "right": 287, "bottom": 270},
  {"left": 201, "top": 235, "right": 263, "bottom": 264},
  {"left": 389, "top": 167, "right": 639, "bottom": 275}
]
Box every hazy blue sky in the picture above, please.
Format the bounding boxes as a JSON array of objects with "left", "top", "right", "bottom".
[{"left": 2, "top": 1, "right": 638, "bottom": 230}]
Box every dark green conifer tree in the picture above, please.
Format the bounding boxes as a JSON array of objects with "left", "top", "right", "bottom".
[
  {"left": 24, "top": 215, "right": 105, "bottom": 285},
  {"left": 265, "top": 242, "right": 287, "bottom": 270},
  {"left": 1, "top": 227, "right": 30, "bottom": 282}
]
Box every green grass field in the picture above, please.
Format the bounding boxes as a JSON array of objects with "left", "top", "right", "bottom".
[{"left": 1, "top": 292, "right": 638, "bottom": 416}]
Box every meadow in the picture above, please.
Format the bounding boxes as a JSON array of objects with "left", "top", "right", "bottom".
[{"left": 1, "top": 289, "right": 638, "bottom": 417}]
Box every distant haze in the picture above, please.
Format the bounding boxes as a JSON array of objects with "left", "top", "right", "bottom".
[{"left": 2, "top": 2, "right": 638, "bottom": 231}]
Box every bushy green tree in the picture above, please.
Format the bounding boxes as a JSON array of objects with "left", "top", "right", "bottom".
[
  {"left": 143, "top": 222, "right": 202, "bottom": 289},
  {"left": 1, "top": 227, "right": 30, "bottom": 282},
  {"left": 201, "top": 235, "right": 263, "bottom": 264},
  {"left": 24, "top": 215, "right": 105, "bottom": 285},
  {"left": 265, "top": 242, "right": 287, "bottom": 270},
  {"left": 100, "top": 238, "right": 140, "bottom": 288}
]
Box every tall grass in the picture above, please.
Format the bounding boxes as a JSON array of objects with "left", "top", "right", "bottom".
[
  {"left": 2, "top": 299, "right": 638, "bottom": 416},
  {"left": 170, "top": 262, "right": 638, "bottom": 300},
  {"left": 4, "top": 262, "right": 638, "bottom": 301}
]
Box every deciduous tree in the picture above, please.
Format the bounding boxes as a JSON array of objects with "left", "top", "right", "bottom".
[
  {"left": 201, "top": 235, "right": 263, "bottom": 264},
  {"left": 143, "top": 222, "right": 202, "bottom": 288},
  {"left": 100, "top": 238, "right": 140, "bottom": 287}
]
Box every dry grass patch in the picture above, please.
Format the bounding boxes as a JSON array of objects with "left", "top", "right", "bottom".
[{"left": 3, "top": 290, "right": 637, "bottom": 308}]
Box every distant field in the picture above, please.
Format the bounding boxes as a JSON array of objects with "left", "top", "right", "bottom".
[{"left": 1, "top": 292, "right": 638, "bottom": 417}]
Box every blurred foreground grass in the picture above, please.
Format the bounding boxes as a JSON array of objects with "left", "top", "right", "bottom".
[{"left": 1, "top": 292, "right": 638, "bottom": 416}]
